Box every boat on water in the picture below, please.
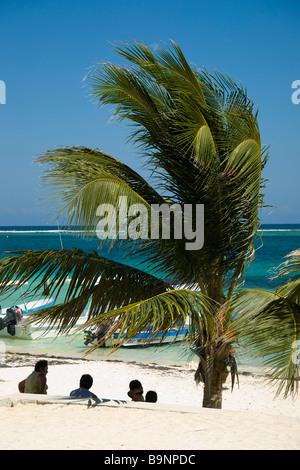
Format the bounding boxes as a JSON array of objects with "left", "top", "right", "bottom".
[
  {"left": 0, "top": 275, "right": 190, "bottom": 346},
  {"left": 83, "top": 321, "right": 190, "bottom": 348},
  {"left": 0, "top": 298, "right": 190, "bottom": 346},
  {"left": 0, "top": 298, "right": 55, "bottom": 340}
]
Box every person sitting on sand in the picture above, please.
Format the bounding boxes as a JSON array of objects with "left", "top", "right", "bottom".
[
  {"left": 145, "top": 390, "right": 157, "bottom": 403},
  {"left": 70, "top": 374, "right": 98, "bottom": 399},
  {"left": 18, "top": 360, "right": 48, "bottom": 395},
  {"left": 127, "top": 379, "right": 144, "bottom": 402}
]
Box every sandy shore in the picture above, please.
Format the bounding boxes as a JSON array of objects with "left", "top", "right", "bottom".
[{"left": 0, "top": 353, "right": 300, "bottom": 450}]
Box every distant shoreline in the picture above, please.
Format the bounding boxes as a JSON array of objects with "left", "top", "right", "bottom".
[{"left": 1, "top": 223, "right": 300, "bottom": 228}]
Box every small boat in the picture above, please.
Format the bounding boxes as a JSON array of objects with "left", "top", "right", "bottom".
[
  {"left": 83, "top": 321, "right": 190, "bottom": 348},
  {"left": 0, "top": 298, "right": 55, "bottom": 340}
]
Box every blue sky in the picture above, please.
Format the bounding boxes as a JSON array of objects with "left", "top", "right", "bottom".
[{"left": 0, "top": 0, "right": 299, "bottom": 226}]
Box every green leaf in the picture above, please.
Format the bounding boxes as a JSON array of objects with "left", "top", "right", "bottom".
[{"left": 231, "top": 288, "right": 300, "bottom": 397}]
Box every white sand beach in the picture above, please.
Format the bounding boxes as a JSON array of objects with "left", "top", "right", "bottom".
[{"left": 0, "top": 353, "right": 300, "bottom": 450}]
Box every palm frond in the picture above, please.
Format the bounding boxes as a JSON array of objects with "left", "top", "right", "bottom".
[
  {"left": 231, "top": 288, "right": 300, "bottom": 397},
  {"left": 0, "top": 249, "right": 217, "bottom": 346},
  {"left": 274, "top": 249, "right": 300, "bottom": 296},
  {"left": 80, "top": 288, "right": 217, "bottom": 352},
  {"left": 35, "top": 146, "right": 165, "bottom": 233},
  {"left": 0, "top": 248, "right": 172, "bottom": 331}
]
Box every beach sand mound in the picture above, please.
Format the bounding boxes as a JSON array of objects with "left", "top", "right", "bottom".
[{"left": 0, "top": 401, "right": 299, "bottom": 450}]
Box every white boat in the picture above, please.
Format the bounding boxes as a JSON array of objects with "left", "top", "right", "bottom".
[
  {"left": 83, "top": 321, "right": 190, "bottom": 348},
  {"left": 0, "top": 298, "right": 55, "bottom": 340},
  {"left": 0, "top": 296, "right": 190, "bottom": 345},
  {"left": 113, "top": 325, "right": 190, "bottom": 348},
  {"left": 0, "top": 275, "right": 192, "bottom": 344}
]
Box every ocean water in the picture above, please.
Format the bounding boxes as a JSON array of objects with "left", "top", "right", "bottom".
[{"left": 0, "top": 224, "right": 299, "bottom": 367}]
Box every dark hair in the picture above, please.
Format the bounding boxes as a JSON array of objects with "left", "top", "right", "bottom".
[
  {"left": 34, "top": 360, "right": 48, "bottom": 372},
  {"left": 129, "top": 379, "right": 142, "bottom": 390},
  {"left": 145, "top": 390, "right": 157, "bottom": 403},
  {"left": 80, "top": 374, "right": 93, "bottom": 389}
]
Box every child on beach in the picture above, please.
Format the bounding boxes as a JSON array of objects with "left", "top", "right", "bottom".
[
  {"left": 127, "top": 379, "right": 144, "bottom": 402},
  {"left": 70, "top": 374, "right": 98, "bottom": 399},
  {"left": 145, "top": 390, "right": 157, "bottom": 402}
]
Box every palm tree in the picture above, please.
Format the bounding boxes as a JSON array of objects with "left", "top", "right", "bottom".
[
  {"left": 0, "top": 41, "right": 269, "bottom": 408},
  {"left": 232, "top": 248, "right": 300, "bottom": 398}
]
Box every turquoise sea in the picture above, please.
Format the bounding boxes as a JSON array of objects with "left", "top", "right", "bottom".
[{"left": 0, "top": 224, "right": 299, "bottom": 368}]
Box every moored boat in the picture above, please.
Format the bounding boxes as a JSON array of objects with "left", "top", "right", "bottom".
[
  {"left": 0, "top": 298, "right": 55, "bottom": 340},
  {"left": 83, "top": 321, "right": 190, "bottom": 348}
]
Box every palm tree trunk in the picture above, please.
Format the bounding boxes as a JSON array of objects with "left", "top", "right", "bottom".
[
  {"left": 194, "top": 341, "right": 230, "bottom": 409},
  {"left": 202, "top": 360, "right": 228, "bottom": 408}
]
